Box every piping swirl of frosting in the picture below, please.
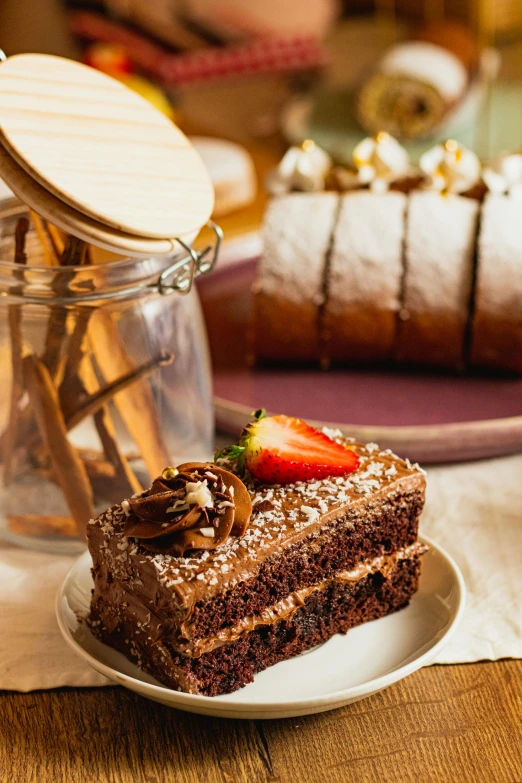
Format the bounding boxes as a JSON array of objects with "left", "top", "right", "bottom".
[{"left": 123, "top": 462, "right": 252, "bottom": 557}]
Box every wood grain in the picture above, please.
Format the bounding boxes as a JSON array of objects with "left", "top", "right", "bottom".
[
  {"left": 0, "top": 662, "right": 520, "bottom": 783},
  {"left": 0, "top": 54, "right": 214, "bottom": 239},
  {"left": 0, "top": 145, "right": 185, "bottom": 258}
]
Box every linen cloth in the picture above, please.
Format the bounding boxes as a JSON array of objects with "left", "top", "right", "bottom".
[{"left": 1, "top": 452, "right": 521, "bottom": 690}]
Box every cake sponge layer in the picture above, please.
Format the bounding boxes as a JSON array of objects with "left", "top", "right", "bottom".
[{"left": 90, "top": 552, "right": 423, "bottom": 696}]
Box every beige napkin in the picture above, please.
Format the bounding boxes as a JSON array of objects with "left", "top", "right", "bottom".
[
  {"left": 0, "top": 452, "right": 521, "bottom": 690},
  {"left": 423, "top": 453, "right": 522, "bottom": 663},
  {"left": 0, "top": 545, "right": 110, "bottom": 690}
]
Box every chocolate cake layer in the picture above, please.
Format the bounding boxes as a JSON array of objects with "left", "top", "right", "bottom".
[
  {"left": 90, "top": 549, "right": 424, "bottom": 696},
  {"left": 88, "top": 438, "right": 425, "bottom": 660}
]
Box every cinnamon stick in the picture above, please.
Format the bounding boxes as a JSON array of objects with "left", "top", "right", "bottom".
[
  {"left": 78, "top": 452, "right": 136, "bottom": 502},
  {"left": 29, "top": 210, "right": 59, "bottom": 266},
  {"left": 23, "top": 354, "right": 94, "bottom": 539},
  {"left": 1, "top": 217, "right": 29, "bottom": 486},
  {"left": 57, "top": 307, "right": 93, "bottom": 420},
  {"left": 8, "top": 513, "right": 77, "bottom": 539},
  {"left": 40, "top": 307, "right": 70, "bottom": 387},
  {"left": 45, "top": 221, "right": 66, "bottom": 258},
  {"left": 78, "top": 352, "right": 143, "bottom": 498},
  {"left": 14, "top": 217, "right": 29, "bottom": 265},
  {"left": 41, "top": 230, "right": 88, "bottom": 385},
  {"left": 93, "top": 409, "right": 143, "bottom": 495},
  {"left": 23, "top": 311, "right": 149, "bottom": 498},
  {"left": 65, "top": 352, "right": 174, "bottom": 431},
  {"left": 1, "top": 214, "right": 62, "bottom": 464},
  {"left": 57, "top": 307, "right": 142, "bottom": 497},
  {"left": 61, "top": 235, "right": 87, "bottom": 266},
  {"left": 89, "top": 311, "right": 172, "bottom": 478}
]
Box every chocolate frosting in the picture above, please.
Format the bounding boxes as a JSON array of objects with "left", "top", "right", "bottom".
[
  {"left": 123, "top": 462, "right": 252, "bottom": 557},
  {"left": 89, "top": 438, "right": 426, "bottom": 619}
]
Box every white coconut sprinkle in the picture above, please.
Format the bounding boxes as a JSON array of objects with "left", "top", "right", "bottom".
[
  {"left": 92, "top": 438, "right": 424, "bottom": 594},
  {"left": 300, "top": 505, "right": 320, "bottom": 523}
]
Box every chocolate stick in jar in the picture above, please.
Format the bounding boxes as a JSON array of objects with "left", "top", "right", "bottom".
[{"left": 1, "top": 217, "right": 29, "bottom": 486}]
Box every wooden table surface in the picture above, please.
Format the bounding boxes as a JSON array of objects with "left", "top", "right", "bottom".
[{"left": 1, "top": 660, "right": 521, "bottom": 783}]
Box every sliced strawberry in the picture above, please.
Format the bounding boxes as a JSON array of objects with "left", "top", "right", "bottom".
[{"left": 216, "top": 411, "right": 359, "bottom": 484}]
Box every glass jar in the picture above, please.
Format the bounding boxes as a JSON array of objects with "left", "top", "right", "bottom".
[{"left": 0, "top": 197, "right": 218, "bottom": 554}]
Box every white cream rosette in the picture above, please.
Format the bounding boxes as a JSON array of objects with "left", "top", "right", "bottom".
[
  {"left": 266, "top": 140, "right": 331, "bottom": 195},
  {"left": 336, "top": 132, "right": 410, "bottom": 193},
  {"left": 419, "top": 140, "right": 481, "bottom": 194},
  {"left": 482, "top": 152, "right": 522, "bottom": 197}
]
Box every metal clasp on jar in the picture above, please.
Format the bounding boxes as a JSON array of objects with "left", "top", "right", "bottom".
[{"left": 154, "top": 221, "right": 223, "bottom": 297}]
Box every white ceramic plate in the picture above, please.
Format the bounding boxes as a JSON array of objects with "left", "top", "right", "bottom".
[{"left": 56, "top": 535, "right": 465, "bottom": 719}]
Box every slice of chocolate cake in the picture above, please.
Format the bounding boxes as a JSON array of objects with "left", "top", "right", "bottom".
[{"left": 88, "top": 419, "right": 427, "bottom": 697}]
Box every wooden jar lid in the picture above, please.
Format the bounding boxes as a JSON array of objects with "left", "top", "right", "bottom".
[{"left": 0, "top": 54, "right": 214, "bottom": 255}]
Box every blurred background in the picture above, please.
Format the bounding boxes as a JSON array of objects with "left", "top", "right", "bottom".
[
  {"left": 1, "top": 2, "right": 520, "bottom": 149},
  {"left": 1, "top": 0, "right": 520, "bottom": 234},
  {"left": 0, "top": 0, "right": 516, "bottom": 247}
]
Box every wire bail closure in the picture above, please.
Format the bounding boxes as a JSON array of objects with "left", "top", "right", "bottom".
[{"left": 156, "top": 221, "right": 223, "bottom": 296}]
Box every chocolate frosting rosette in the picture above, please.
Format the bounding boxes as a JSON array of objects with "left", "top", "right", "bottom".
[{"left": 122, "top": 462, "right": 252, "bottom": 557}]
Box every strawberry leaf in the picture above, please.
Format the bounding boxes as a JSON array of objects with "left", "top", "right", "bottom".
[{"left": 214, "top": 444, "right": 246, "bottom": 473}]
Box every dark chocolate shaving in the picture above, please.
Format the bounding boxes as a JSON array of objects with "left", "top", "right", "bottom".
[
  {"left": 123, "top": 462, "right": 252, "bottom": 557},
  {"left": 253, "top": 499, "right": 275, "bottom": 513}
]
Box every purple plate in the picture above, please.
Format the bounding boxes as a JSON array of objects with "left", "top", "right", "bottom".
[{"left": 198, "top": 257, "right": 522, "bottom": 463}]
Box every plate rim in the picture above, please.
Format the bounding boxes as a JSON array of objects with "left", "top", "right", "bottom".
[{"left": 55, "top": 534, "right": 466, "bottom": 716}]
